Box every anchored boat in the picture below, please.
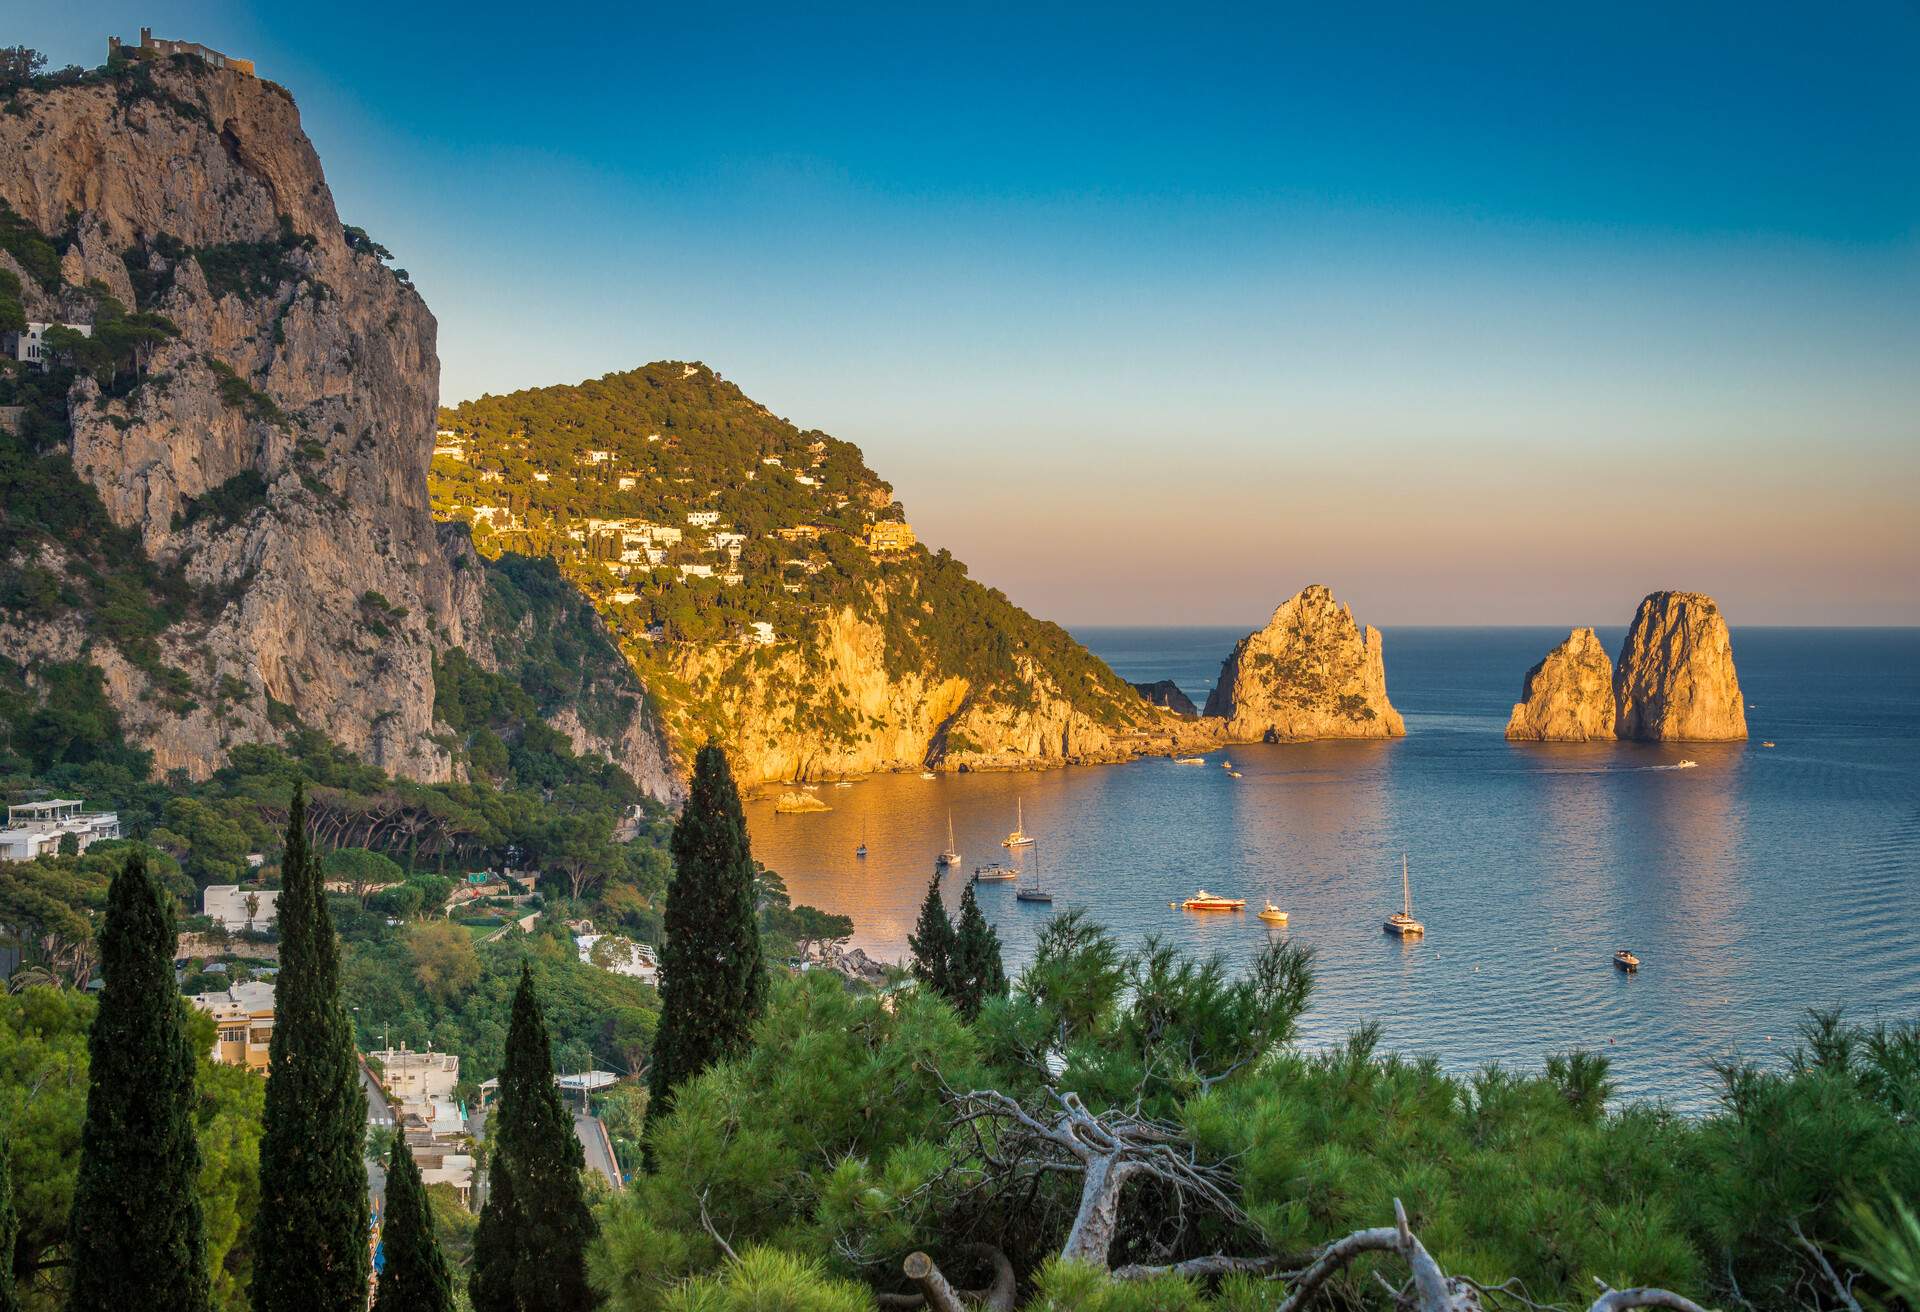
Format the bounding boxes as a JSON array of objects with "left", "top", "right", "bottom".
[
  {"left": 1015, "top": 847, "right": 1052, "bottom": 903},
  {"left": 972, "top": 863, "right": 1017, "bottom": 882},
  {"left": 937, "top": 811, "right": 961, "bottom": 867},
  {"left": 1177, "top": 890, "right": 1246, "bottom": 911},
  {"left": 1003, "top": 798, "right": 1036, "bottom": 848},
  {"left": 1384, "top": 854, "right": 1425, "bottom": 937},
  {"left": 1257, "top": 901, "right": 1289, "bottom": 924},
  {"left": 1614, "top": 949, "right": 1641, "bottom": 972}
]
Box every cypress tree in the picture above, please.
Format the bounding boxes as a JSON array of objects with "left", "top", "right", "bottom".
[
  {"left": 646, "top": 743, "right": 765, "bottom": 1129},
  {"left": 67, "top": 851, "right": 208, "bottom": 1311},
  {"left": 374, "top": 1135, "right": 452, "bottom": 1312},
  {"left": 907, "top": 872, "right": 956, "bottom": 998},
  {"left": 253, "top": 783, "right": 370, "bottom": 1312},
  {"left": 1, "top": 1121, "right": 19, "bottom": 1312},
  {"left": 950, "top": 881, "right": 1008, "bottom": 1022},
  {"left": 471, "top": 965, "right": 595, "bottom": 1312}
]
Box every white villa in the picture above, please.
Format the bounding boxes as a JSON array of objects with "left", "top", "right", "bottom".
[
  {"left": 0, "top": 799, "right": 121, "bottom": 862},
  {"left": 686, "top": 510, "right": 721, "bottom": 528},
  {"left": 203, "top": 885, "right": 279, "bottom": 931},
  {"left": 5, "top": 322, "right": 93, "bottom": 370},
  {"left": 370, "top": 1044, "right": 460, "bottom": 1103}
]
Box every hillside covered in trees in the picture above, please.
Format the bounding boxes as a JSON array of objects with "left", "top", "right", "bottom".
[{"left": 433, "top": 364, "right": 1210, "bottom": 785}]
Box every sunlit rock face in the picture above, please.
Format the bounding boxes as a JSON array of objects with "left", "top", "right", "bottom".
[
  {"left": 1203, "top": 585, "right": 1404, "bottom": 741},
  {"left": 1505, "top": 627, "right": 1616, "bottom": 742},
  {"left": 1612, "top": 592, "right": 1748, "bottom": 742}
]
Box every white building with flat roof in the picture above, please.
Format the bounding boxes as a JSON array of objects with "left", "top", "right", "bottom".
[
  {"left": 0, "top": 800, "right": 121, "bottom": 862},
  {"left": 6, "top": 322, "right": 93, "bottom": 370},
  {"left": 370, "top": 1045, "right": 460, "bottom": 1103},
  {"left": 203, "top": 885, "right": 278, "bottom": 931}
]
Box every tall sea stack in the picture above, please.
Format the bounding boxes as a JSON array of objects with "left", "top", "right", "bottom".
[
  {"left": 1204, "top": 585, "right": 1404, "bottom": 740},
  {"left": 1613, "top": 591, "right": 1747, "bottom": 741},
  {"left": 1504, "top": 627, "right": 1616, "bottom": 741}
]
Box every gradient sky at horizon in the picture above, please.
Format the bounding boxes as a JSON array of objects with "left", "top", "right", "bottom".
[{"left": 20, "top": 2, "right": 1920, "bottom": 625}]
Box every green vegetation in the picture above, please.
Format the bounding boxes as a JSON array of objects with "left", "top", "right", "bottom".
[
  {"left": 907, "top": 872, "right": 956, "bottom": 996},
  {"left": 949, "top": 880, "right": 1007, "bottom": 1021},
  {"left": 0, "top": 1117, "right": 14, "bottom": 1312},
  {"left": 432, "top": 363, "right": 1153, "bottom": 756},
  {"left": 67, "top": 853, "right": 210, "bottom": 1311},
  {"left": 647, "top": 745, "right": 764, "bottom": 1137},
  {"left": 373, "top": 1137, "right": 454, "bottom": 1312},
  {"left": 471, "top": 966, "right": 597, "bottom": 1311},
  {"left": 194, "top": 217, "right": 312, "bottom": 303},
  {"left": 252, "top": 790, "right": 370, "bottom": 1312}
]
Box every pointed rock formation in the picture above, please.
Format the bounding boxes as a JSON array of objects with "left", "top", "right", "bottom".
[
  {"left": 1203, "top": 585, "right": 1404, "bottom": 740},
  {"left": 1613, "top": 591, "right": 1748, "bottom": 741},
  {"left": 1505, "top": 628, "right": 1616, "bottom": 741},
  {"left": 1132, "top": 680, "right": 1198, "bottom": 716}
]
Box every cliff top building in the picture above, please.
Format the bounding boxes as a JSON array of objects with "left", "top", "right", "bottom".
[{"left": 109, "top": 27, "right": 256, "bottom": 77}]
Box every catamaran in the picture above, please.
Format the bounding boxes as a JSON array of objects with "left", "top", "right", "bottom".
[
  {"left": 1015, "top": 846, "right": 1052, "bottom": 903},
  {"left": 937, "top": 811, "right": 961, "bottom": 867},
  {"left": 1384, "top": 853, "right": 1424, "bottom": 937},
  {"left": 1003, "top": 799, "right": 1035, "bottom": 848}
]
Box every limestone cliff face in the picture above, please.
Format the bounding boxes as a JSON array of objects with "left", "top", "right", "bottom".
[
  {"left": 1133, "top": 680, "right": 1198, "bottom": 716},
  {"left": 656, "top": 600, "right": 1212, "bottom": 788},
  {"left": 1612, "top": 592, "right": 1747, "bottom": 741},
  {"left": 1505, "top": 628, "right": 1616, "bottom": 741},
  {"left": 1202, "top": 585, "right": 1404, "bottom": 740},
  {"left": 0, "top": 59, "right": 673, "bottom": 795}
]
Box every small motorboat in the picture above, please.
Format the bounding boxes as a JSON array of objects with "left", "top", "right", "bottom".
[
  {"left": 1221, "top": 759, "right": 1233, "bottom": 769},
  {"left": 972, "top": 864, "right": 1017, "bottom": 882},
  {"left": 1614, "top": 949, "right": 1641, "bottom": 972},
  {"left": 1675, "top": 760, "right": 1698, "bottom": 769},
  {"left": 1228, "top": 770, "right": 1243, "bottom": 778},
  {"left": 1177, "top": 890, "right": 1246, "bottom": 912},
  {"left": 1257, "top": 901, "right": 1289, "bottom": 924},
  {"left": 1762, "top": 741, "right": 1775, "bottom": 748},
  {"left": 1175, "top": 756, "right": 1206, "bottom": 765}
]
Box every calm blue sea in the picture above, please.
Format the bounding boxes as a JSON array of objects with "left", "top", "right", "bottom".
[{"left": 744, "top": 627, "right": 1920, "bottom": 1111}]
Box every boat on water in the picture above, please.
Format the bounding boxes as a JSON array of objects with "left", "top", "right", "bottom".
[
  {"left": 1762, "top": 741, "right": 1776, "bottom": 748},
  {"left": 855, "top": 820, "right": 868, "bottom": 860},
  {"left": 1384, "top": 854, "right": 1425, "bottom": 937},
  {"left": 1177, "top": 889, "right": 1246, "bottom": 911},
  {"left": 1003, "top": 799, "right": 1036, "bottom": 848},
  {"left": 1221, "top": 760, "right": 1233, "bottom": 769},
  {"left": 1257, "top": 901, "right": 1289, "bottom": 924},
  {"left": 1015, "top": 846, "right": 1052, "bottom": 903},
  {"left": 972, "top": 863, "right": 1017, "bottom": 882},
  {"left": 937, "top": 811, "right": 961, "bottom": 867},
  {"left": 1675, "top": 760, "right": 1698, "bottom": 769},
  {"left": 1614, "top": 949, "right": 1641, "bottom": 972},
  {"left": 920, "top": 771, "right": 937, "bottom": 779},
  {"left": 1175, "top": 756, "right": 1206, "bottom": 765},
  {"left": 1228, "top": 770, "right": 1243, "bottom": 778}
]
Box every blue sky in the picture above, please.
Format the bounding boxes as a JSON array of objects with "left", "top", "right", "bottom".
[{"left": 21, "top": 3, "right": 1920, "bottom": 624}]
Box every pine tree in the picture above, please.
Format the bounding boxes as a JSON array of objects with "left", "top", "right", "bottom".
[
  {"left": 67, "top": 851, "right": 209, "bottom": 1311},
  {"left": 950, "top": 881, "right": 1009, "bottom": 1022},
  {"left": 374, "top": 1135, "right": 452, "bottom": 1312},
  {"left": 253, "top": 783, "right": 370, "bottom": 1312},
  {"left": 0, "top": 1120, "right": 18, "bottom": 1312},
  {"left": 646, "top": 743, "right": 765, "bottom": 1129},
  {"left": 907, "top": 872, "right": 956, "bottom": 998},
  {"left": 470, "top": 965, "right": 595, "bottom": 1312}
]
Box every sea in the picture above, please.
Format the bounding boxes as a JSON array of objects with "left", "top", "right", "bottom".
[{"left": 742, "top": 627, "right": 1920, "bottom": 1112}]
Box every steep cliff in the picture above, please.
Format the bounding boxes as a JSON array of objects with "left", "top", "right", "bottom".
[
  {"left": 432, "top": 365, "right": 1213, "bottom": 786},
  {"left": 1613, "top": 591, "right": 1747, "bottom": 742},
  {"left": 0, "top": 49, "right": 673, "bottom": 797},
  {"left": 1504, "top": 628, "right": 1616, "bottom": 741},
  {"left": 1202, "top": 585, "right": 1404, "bottom": 740}
]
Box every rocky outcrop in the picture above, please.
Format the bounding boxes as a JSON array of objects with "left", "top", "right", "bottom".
[
  {"left": 1132, "top": 680, "right": 1198, "bottom": 716},
  {"left": 0, "top": 57, "right": 673, "bottom": 796},
  {"left": 1202, "top": 586, "right": 1404, "bottom": 740},
  {"left": 1612, "top": 592, "right": 1747, "bottom": 741},
  {"left": 1504, "top": 628, "right": 1615, "bottom": 741},
  {"left": 658, "top": 601, "right": 1216, "bottom": 788}
]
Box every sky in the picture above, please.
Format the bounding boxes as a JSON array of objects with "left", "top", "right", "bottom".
[{"left": 21, "top": 3, "right": 1920, "bottom": 625}]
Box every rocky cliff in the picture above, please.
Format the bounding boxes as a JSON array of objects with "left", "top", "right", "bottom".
[
  {"left": 1202, "top": 585, "right": 1404, "bottom": 740},
  {"left": 1133, "top": 679, "right": 1198, "bottom": 716},
  {"left": 0, "top": 51, "right": 674, "bottom": 798},
  {"left": 1612, "top": 591, "right": 1747, "bottom": 741},
  {"left": 1504, "top": 627, "right": 1616, "bottom": 741}
]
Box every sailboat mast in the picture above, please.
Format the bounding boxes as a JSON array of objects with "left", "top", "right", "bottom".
[{"left": 1402, "top": 853, "right": 1411, "bottom": 916}]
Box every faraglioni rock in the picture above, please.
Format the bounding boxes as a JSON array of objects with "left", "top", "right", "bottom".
[
  {"left": 1203, "top": 585, "right": 1404, "bottom": 740},
  {"left": 1613, "top": 591, "right": 1748, "bottom": 741},
  {"left": 1132, "top": 680, "right": 1199, "bottom": 716},
  {"left": 1504, "top": 627, "right": 1616, "bottom": 741}
]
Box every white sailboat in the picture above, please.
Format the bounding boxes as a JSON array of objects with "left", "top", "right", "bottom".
[
  {"left": 1384, "top": 853, "right": 1424, "bottom": 937},
  {"left": 937, "top": 811, "right": 961, "bottom": 867},
  {"left": 1015, "top": 844, "right": 1052, "bottom": 903},
  {"left": 1002, "top": 799, "right": 1035, "bottom": 848}
]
